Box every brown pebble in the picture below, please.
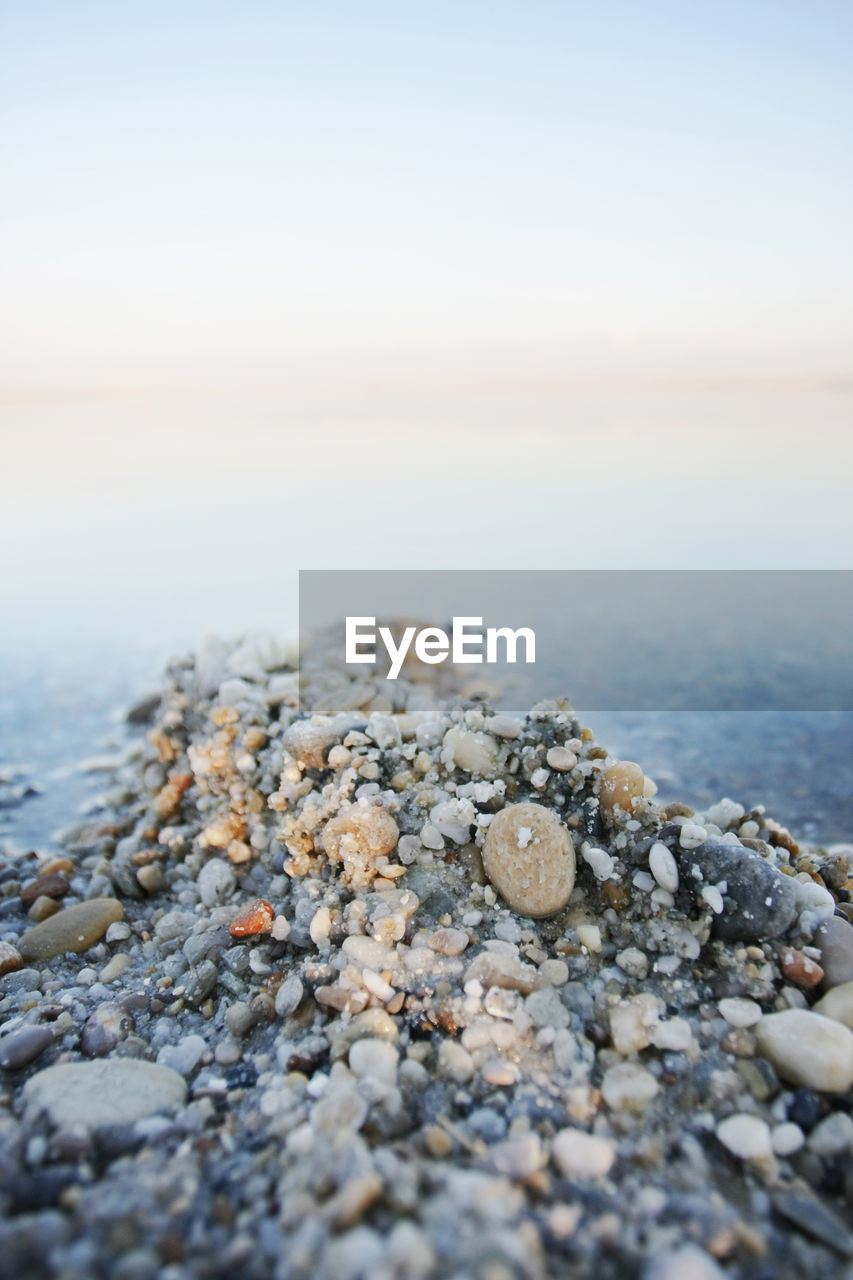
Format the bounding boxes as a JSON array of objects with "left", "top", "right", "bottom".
[
  {"left": 781, "top": 947, "right": 824, "bottom": 989},
  {"left": 481, "top": 802, "right": 575, "bottom": 918},
  {"left": 27, "top": 896, "right": 61, "bottom": 923},
  {"left": 17, "top": 899, "right": 124, "bottom": 963},
  {"left": 20, "top": 872, "right": 70, "bottom": 908},
  {"left": 229, "top": 898, "right": 274, "bottom": 938},
  {"left": 599, "top": 761, "right": 645, "bottom": 819},
  {"left": 136, "top": 863, "right": 167, "bottom": 894},
  {"left": 0, "top": 941, "right": 23, "bottom": 975}
]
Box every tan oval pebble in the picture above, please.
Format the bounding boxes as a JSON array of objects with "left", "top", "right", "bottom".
[
  {"left": 754, "top": 1009, "right": 853, "bottom": 1093},
  {"left": 482, "top": 802, "right": 575, "bottom": 917},
  {"left": 813, "top": 980, "right": 853, "bottom": 1029},
  {"left": 17, "top": 898, "right": 124, "bottom": 963},
  {"left": 599, "top": 761, "right": 645, "bottom": 818}
]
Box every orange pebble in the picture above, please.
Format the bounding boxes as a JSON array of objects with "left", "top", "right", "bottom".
[
  {"left": 229, "top": 898, "right": 274, "bottom": 938},
  {"left": 781, "top": 947, "right": 824, "bottom": 989}
]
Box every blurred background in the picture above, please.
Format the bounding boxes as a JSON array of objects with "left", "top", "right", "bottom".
[{"left": 1, "top": 2, "right": 851, "bottom": 845}]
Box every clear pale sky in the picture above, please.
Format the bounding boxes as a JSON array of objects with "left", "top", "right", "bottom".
[
  {"left": 2, "top": 1, "right": 852, "bottom": 393},
  {"left": 1, "top": 3, "right": 852, "bottom": 667}
]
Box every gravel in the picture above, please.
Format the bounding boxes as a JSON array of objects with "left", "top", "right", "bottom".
[{"left": 1, "top": 632, "right": 853, "bottom": 1278}]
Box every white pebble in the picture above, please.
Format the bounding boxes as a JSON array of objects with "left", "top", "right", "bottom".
[
  {"left": 546, "top": 746, "right": 577, "bottom": 772},
  {"left": 582, "top": 847, "right": 615, "bottom": 882},
  {"left": 348, "top": 1037, "right": 398, "bottom": 1085},
  {"left": 551, "top": 1128, "right": 615, "bottom": 1179},
  {"left": 718, "top": 998, "right": 762, "bottom": 1029},
  {"left": 771, "top": 1122, "right": 805, "bottom": 1156},
  {"left": 648, "top": 842, "right": 679, "bottom": 894},
  {"left": 716, "top": 1113, "right": 772, "bottom": 1161},
  {"left": 577, "top": 924, "right": 602, "bottom": 953},
  {"left": 271, "top": 915, "right": 291, "bottom": 942},
  {"left": 679, "top": 823, "right": 707, "bottom": 849},
  {"left": 362, "top": 968, "right": 395, "bottom": 1003},
  {"left": 309, "top": 907, "right": 332, "bottom": 947}
]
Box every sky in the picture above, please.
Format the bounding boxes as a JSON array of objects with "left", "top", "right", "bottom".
[
  {"left": 1, "top": 2, "right": 852, "bottom": 669},
  {"left": 2, "top": 0, "right": 852, "bottom": 393}
]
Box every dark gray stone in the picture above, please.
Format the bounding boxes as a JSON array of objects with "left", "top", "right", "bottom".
[
  {"left": 0, "top": 1025, "right": 53, "bottom": 1071},
  {"left": 677, "top": 836, "right": 799, "bottom": 942}
]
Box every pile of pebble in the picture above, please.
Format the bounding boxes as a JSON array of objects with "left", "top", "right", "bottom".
[{"left": 1, "top": 632, "right": 853, "bottom": 1280}]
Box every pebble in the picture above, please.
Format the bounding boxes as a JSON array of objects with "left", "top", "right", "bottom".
[
  {"left": 489, "top": 1132, "right": 544, "bottom": 1178},
  {"left": 464, "top": 950, "right": 538, "bottom": 995},
  {"left": 771, "top": 1121, "right": 805, "bottom": 1156},
  {"left": 576, "top": 923, "right": 602, "bottom": 952},
  {"left": 442, "top": 725, "right": 498, "bottom": 776},
  {"left": 644, "top": 1244, "right": 727, "bottom": 1280},
  {"left": 22, "top": 1059, "right": 187, "bottom": 1128},
  {"left": 582, "top": 846, "right": 615, "bottom": 882},
  {"left": 814, "top": 916, "right": 853, "bottom": 988},
  {"left": 99, "top": 953, "right": 131, "bottom": 983},
  {"left": 718, "top": 998, "right": 763, "bottom": 1028},
  {"left": 225, "top": 1001, "right": 258, "bottom": 1038},
  {"left": 428, "top": 927, "right": 469, "bottom": 956},
  {"left": 599, "top": 761, "right": 644, "bottom": 818},
  {"left": 275, "top": 974, "right": 304, "bottom": 1017},
  {"left": 609, "top": 994, "right": 660, "bottom": 1055},
  {"left": 27, "top": 895, "right": 61, "bottom": 922},
  {"left": 81, "top": 1003, "right": 134, "bottom": 1056},
  {"left": 648, "top": 842, "right": 679, "bottom": 893},
  {"left": 600, "top": 1062, "right": 660, "bottom": 1113},
  {"left": 105, "top": 921, "right": 131, "bottom": 943},
  {"left": 197, "top": 857, "right": 237, "bottom": 907},
  {"left": 813, "top": 979, "right": 853, "bottom": 1028},
  {"left": 229, "top": 899, "right": 274, "bottom": 937},
  {"left": 20, "top": 871, "right": 70, "bottom": 908},
  {"left": 781, "top": 947, "right": 823, "bottom": 988},
  {"left": 551, "top": 1128, "right": 616, "bottom": 1179},
  {"left": 716, "top": 1113, "right": 772, "bottom": 1161},
  {"left": 437, "top": 1040, "right": 474, "bottom": 1083},
  {"left": 0, "top": 1024, "right": 54, "bottom": 1071},
  {"left": 754, "top": 1009, "right": 853, "bottom": 1092},
  {"left": 17, "top": 898, "right": 124, "bottom": 962},
  {"left": 678, "top": 838, "right": 798, "bottom": 942},
  {"left": 545, "top": 746, "right": 577, "bottom": 772},
  {"left": 157, "top": 1033, "right": 207, "bottom": 1076},
  {"left": 0, "top": 940, "right": 23, "bottom": 974},
  {"left": 807, "top": 1111, "right": 853, "bottom": 1157},
  {"left": 349, "top": 1037, "right": 398, "bottom": 1084},
  {"left": 615, "top": 947, "right": 649, "bottom": 980},
  {"left": 481, "top": 802, "right": 575, "bottom": 917}
]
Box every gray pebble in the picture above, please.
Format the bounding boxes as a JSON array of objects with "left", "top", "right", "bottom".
[
  {"left": 678, "top": 836, "right": 799, "bottom": 941},
  {"left": 275, "top": 974, "right": 304, "bottom": 1018},
  {"left": 184, "top": 960, "right": 218, "bottom": 1006},
  {"left": 814, "top": 916, "right": 853, "bottom": 988},
  {"left": 81, "top": 1003, "right": 134, "bottom": 1057},
  {"left": 0, "top": 1024, "right": 54, "bottom": 1071}
]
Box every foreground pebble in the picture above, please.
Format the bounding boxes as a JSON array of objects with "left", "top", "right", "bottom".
[
  {"left": 754, "top": 1009, "right": 853, "bottom": 1092},
  {"left": 22, "top": 1059, "right": 187, "bottom": 1128},
  {"left": 481, "top": 802, "right": 575, "bottom": 917},
  {"left": 551, "top": 1128, "right": 616, "bottom": 1179},
  {"left": 17, "top": 898, "right": 123, "bottom": 962},
  {"left": 716, "top": 1113, "right": 772, "bottom": 1162}
]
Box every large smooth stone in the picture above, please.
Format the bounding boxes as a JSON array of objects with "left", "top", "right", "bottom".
[
  {"left": 754, "top": 1009, "right": 853, "bottom": 1093},
  {"left": 482, "top": 802, "right": 575, "bottom": 917},
  {"left": 22, "top": 1058, "right": 187, "bottom": 1128},
  {"left": 17, "top": 899, "right": 123, "bottom": 962},
  {"left": 677, "top": 837, "right": 798, "bottom": 942}
]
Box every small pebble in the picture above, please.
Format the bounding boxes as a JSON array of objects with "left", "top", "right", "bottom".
[
  {"left": 0, "top": 1024, "right": 54, "bottom": 1071},
  {"left": 600, "top": 1062, "right": 660, "bottom": 1113},
  {"left": 813, "top": 979, "right": 853, "bottom": 1028},
  {"left": 349, "top": 1037, "right": 398, "bottom": 1084},
  {"left": 649, "top": 842, "right": 679, "bottom": 893},
  {"left": 0, "top": 940, "right": 23, "bottom": 974},
  {"left": 716, "top": 1113, "right": 772, "bottom": 1161},
  {"left": 718, "top": 998, "right": 763, "bottom": 1028},
  {"left": 551, "top": 1128, "right": 616, "bottom": 1179},
  {"left": 771, "top": 1121, "right": 805, "bottom": 1156},
  {"left": 229, "top": 899, "right": 274, "bottom": 938}
]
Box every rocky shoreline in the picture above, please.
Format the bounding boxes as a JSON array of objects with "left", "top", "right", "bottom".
[{"left": 1, "top": 634, "right": 852, "bottom": 1279}]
